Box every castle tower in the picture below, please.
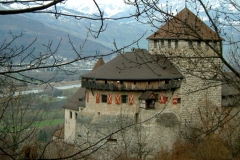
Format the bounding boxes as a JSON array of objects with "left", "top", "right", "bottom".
[
  {"left": 63, "top": 87, "right": 85, "bottom": 143},
  {"left": 148, "top": 8, "right": 223, "bottom": 124}
]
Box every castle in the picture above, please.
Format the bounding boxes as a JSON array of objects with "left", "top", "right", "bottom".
[{"left": 63, "top": 8, "right": 229, "bottom": 158}]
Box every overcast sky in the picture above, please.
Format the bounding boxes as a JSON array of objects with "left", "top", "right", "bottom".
[{"left": 64, "top": 0, "right": 126, "bottom": 8}]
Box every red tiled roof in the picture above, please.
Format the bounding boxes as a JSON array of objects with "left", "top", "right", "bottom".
[{"left": 148, "top": 8, "right": 222, "bottom": 41}]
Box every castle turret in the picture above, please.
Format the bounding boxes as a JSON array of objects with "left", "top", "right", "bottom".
[{"left": 148, "top": 8, "right": 223, "bottom": 124}]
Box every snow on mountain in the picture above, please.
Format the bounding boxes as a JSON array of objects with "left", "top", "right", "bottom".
[{"left": 63, "top": 0, "right": 131, "bottom": 17}]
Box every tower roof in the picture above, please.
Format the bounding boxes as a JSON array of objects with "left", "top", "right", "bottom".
[
  {"left": 81, "top": 49, "right": 183, "bottom": 81},
  {"left": 92, "top": 57, "right": 105, "bottom": 70},
  {"left": 148, "top": 8, "right": 222, "bottom": 41}
]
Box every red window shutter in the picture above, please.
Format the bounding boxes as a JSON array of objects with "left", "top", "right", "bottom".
[
  {"left": 96, "top": 93, "right": 100, "bottom": 103},
  {"left": 107, "top": 94, "right": 112, "bottom": 104},
  {"left": 115, "top": 94, "right": 120, "bottom": 105},
  {"left": 173, "top": 98, "right": 178, "bottom": 105},
  {"left": 86, "top": 91, "right": 89, "bottom": 102},
  {"left": 160, "top": 95, "right": 167, "bottom": 104},
  {"left": 129, "top": 94, "right": 134, "bottom": 105}
]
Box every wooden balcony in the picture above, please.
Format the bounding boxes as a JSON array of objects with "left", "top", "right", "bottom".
[{"left": 81, "top": 79, "right": 181, "bottom": 91}]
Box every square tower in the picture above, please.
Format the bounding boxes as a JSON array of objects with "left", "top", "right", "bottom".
[{"left": 148, "top": 8, "right": 223, "bottom": 124}]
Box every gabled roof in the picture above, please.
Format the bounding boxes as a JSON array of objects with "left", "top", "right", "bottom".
[
  {"left": 81, "top": 49, "right": 183, "bottom": 81},
  {"left": 139, "top": 91, "right": 157, "bottom": 100},
  {"left": 148, "top": 8, "right": 222, "bottom": 41},
  {"left": 63, "top": 87, "right": 85, "bottom": 110}
]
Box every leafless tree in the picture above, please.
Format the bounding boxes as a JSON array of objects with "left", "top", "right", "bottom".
[
  {"left": 0, "top": 1, "right": 147, "bottom": 159},
  {"left": 2, "top": 0, "right": 240, "bottom": 159},
  {"left": 123, "top": 0, "right": 240, "bottom": 158}
]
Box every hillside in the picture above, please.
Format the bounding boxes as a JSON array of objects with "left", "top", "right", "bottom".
[{"left": 0, "top": 14, "right": 112, "bottom": 60}]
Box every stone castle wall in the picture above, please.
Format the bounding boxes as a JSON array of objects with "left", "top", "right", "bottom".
[
  {"left": 75, "top": 88, "right": 183, "bottom": 159},
  {"left": 65, "top": 39, "right": 223, "bottom": 158},
  {"left": 148, "top": 39, "right": 222, "bottom": 124}
]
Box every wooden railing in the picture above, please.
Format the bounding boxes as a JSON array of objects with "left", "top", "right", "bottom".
[{"left": 82, "top": 80, "right": 181, "bottom": 91}]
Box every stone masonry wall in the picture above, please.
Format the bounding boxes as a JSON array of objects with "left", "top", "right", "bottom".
[
  {"left": 74, "top": 88, "right": 183, "bottom": 159},
  {"left": 149, "top": 39, "right": 222, "bottom": 125}
]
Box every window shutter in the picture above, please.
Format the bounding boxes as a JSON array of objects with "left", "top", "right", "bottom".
[
  {"left": 129, "top": 94, "right": 134, "bottom": 105},
  {"left": 115, "top": 94, "right": 120, "bottom": 105},
  {"left": 173, "top": 98, "right": 178, "bottom": 105},
  {"left": 160, "top": 95, "right": 167, "bottom": 104},
  {"left": 107, "top": 94, "right": 112, "bottom": 104},
  {"left": 96, "top": 93, "right": 100, "bottom": 103}
]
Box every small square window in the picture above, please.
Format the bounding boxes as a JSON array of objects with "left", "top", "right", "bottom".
[
  {"left": 197, "top": 41, "right": 201, "bottom": 49},
  {"left": 175, "top": 40, "right": 178, "bottom": 49},
  {"left": 177, "top": 98, "right": 181, "bottom": 103},
  {"left": 121, "top": 95, "right": 128, "bottom": 103},
  {"left": 168, "top": 40, "right": 171, "bottom": 48},
  {"left": 154, "top": 40, "right": 157, "bottom": 48},
  {"left": 205, "top": 41, "right": 209, "bottom": 50},
  {"left": 161, "top": 40, "right": 164, "bottom": 48},
  {"left": 165, "top": 80, "right": 169, "bottom": 84},
  {"left": 101, "top": 94, "right": 107, "bottom": 103}
]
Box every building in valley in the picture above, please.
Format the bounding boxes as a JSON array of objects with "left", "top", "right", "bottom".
[{"left": 63, "top": 8, "right": 228, "bottom": 159}]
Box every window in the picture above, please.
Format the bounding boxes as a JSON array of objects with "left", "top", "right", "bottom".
[
  {"left": 177, "top": 98, "right": 181, "bottom": 103},
  {"left": 205, "top": 41, "right": 209, "bottom": 50},
  {"left": 175, "top": 40, "right": 178, "bottom": 49},
  {"left": 154, "top": 40, "right": 157, "bottom": 48},
  {"left": 189, "top": 41, "right": 193, "bottom": 49},
  {"left": 75, "top": 113, "right": 78, "bottom": 119},
  {"left": 168, "top": 40, "right": 171, "bottom": 48},
  {"left": 101, "top": 94, "right": 107, "bottom": 103},
  {"left": 70, "top": 111, "right": 72, "bottom": 119},
  {"left": 197, "top": 41, "right": 201, "bottom": 49},
  {"left": 107, "top": 135, "right": 117, "bottom": 143},
  {"left": 165, "top": 80, "right": 169, "bottom": 84},
  {"left": 161, "top": 40, "right": 164, "bottom": 48},
  {"left": 135, "top": 113, "right": 139, "bottom": 123},
  {"left": 121, "top": 95, "right": 128, "bottom": 103}
]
